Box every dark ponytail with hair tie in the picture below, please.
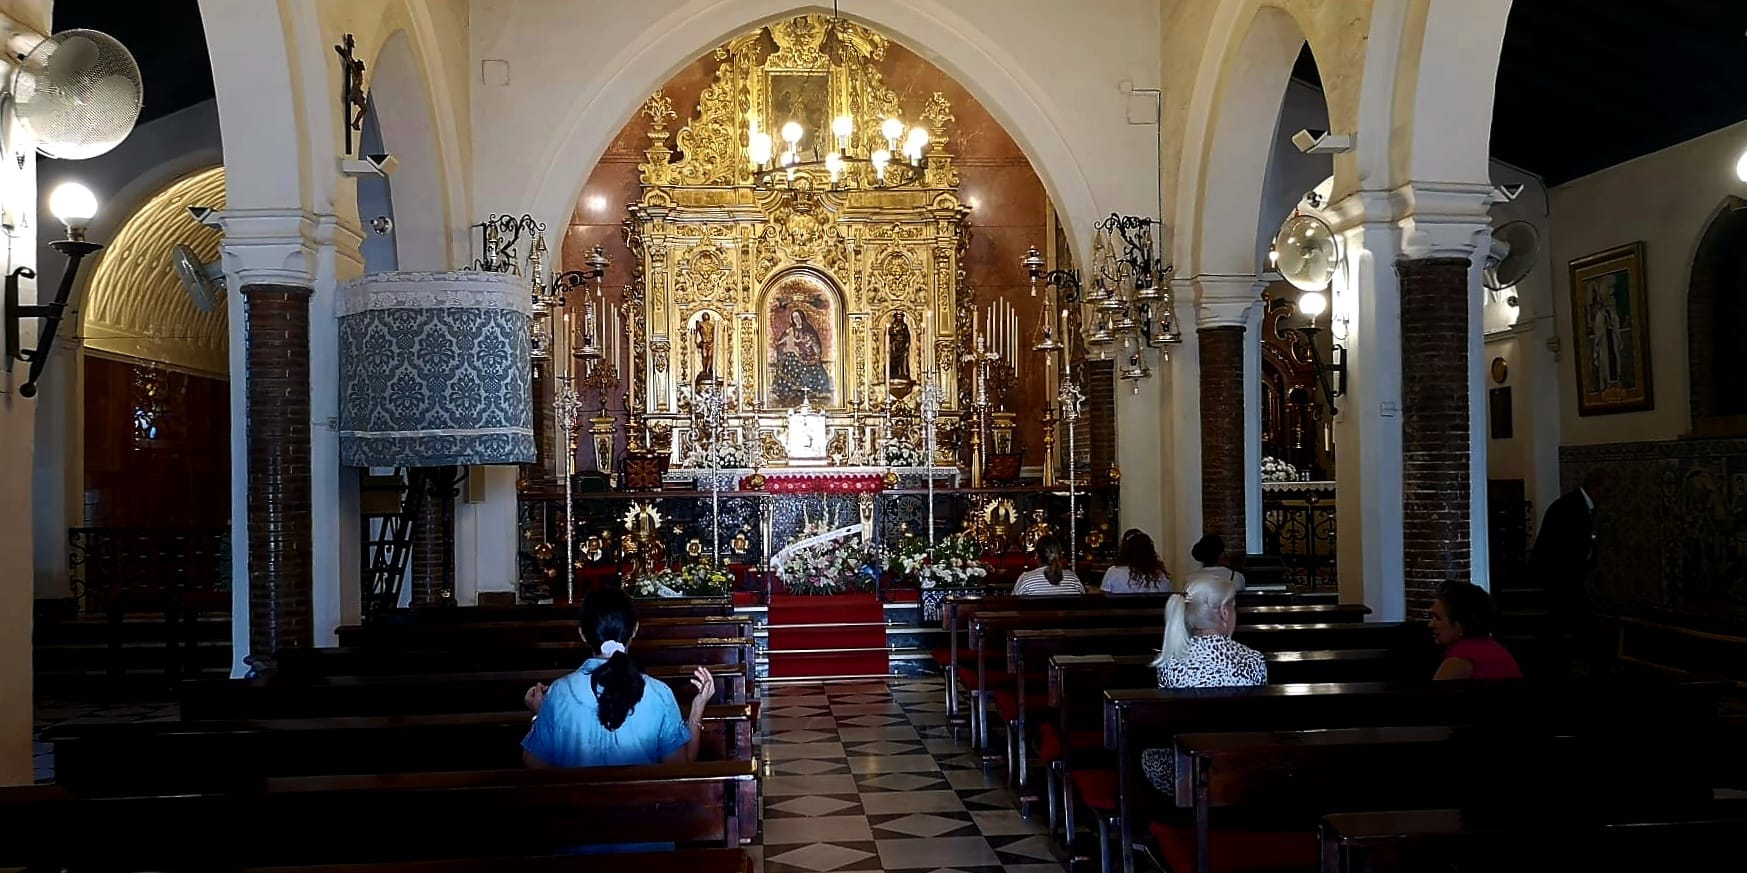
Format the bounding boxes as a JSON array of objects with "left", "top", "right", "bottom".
[{"left": 581, "top": 588, "right": 646, "bottom": 731}]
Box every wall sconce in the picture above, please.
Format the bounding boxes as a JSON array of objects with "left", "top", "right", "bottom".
[
  {"left": 1290, "top": 289, "right": 1347, "bottom": 417},
  {"left": 5, "top": 181, "right": 103, "bottom": 398}
]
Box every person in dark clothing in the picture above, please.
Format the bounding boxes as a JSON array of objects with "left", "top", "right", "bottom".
[{"left": 1529, "top": 467, "right": 1609, "bottom": 674}]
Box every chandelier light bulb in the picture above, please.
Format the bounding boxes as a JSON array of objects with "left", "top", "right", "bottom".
[
  {"left": 832, "top": 115, "right": 854, "bottom": 138},
  {"left": 781, "top": 121, "right": 804, "bottom": 145},
  {"left": 1299, "top": 290, "right": 1328, "bottom": 319},
  {"left": 50, "top": 181, "right": 98, "bottom": 228},
  {"left": 749, "top": 131, "right": 773, "bottom": 167},
  {"left": 881, "top": 117, "right": 904, "bottom": 144},
  {"left": 1736, "top": 146, "right": 1747, "bottom": 183},
  {"left": 825, "top": 151, "right": 844, "bottom": 182}
]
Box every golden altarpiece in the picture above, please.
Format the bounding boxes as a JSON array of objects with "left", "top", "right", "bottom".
[{"left": 622, "top": 16, "right": 972, "bottom": 468}]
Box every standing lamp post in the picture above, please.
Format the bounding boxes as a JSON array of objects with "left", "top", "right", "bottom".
[{"left": 555, "top": 375, "right": 583, "bottom": 602}]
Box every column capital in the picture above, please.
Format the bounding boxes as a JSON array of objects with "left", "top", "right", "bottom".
[
  {"left": 1393, "top": 181, "right": 1494, "bottom": 261},
  {"left": 216, "top": 207, "right": 320, "bottom": 288},
  {"left": 1189, "top": 273, "right": 1266, "bottom": 329}
]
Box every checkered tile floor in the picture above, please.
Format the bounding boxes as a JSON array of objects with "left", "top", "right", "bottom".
[{"left": 752, "top": 677, "right": 1066, "bottom": 873}]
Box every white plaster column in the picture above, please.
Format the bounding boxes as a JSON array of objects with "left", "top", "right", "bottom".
[
  {"left": 215, "top": 207, "right": 319, "bottom": 676},
  {"left": 1397, "top": 182, "right": 1493, "bottom": 594},
  {"left": 1327, "top": 191, "right": 1405, "bottom": 619},
  {"left": 1115, "top": 339, "right": 1168, "bottom": 555},
  {"left": 1242, "top": 281, "right": 1268, "bottom": 556},
  {"left": 309, "top": 214, "right": 366, "bottom": 641}
]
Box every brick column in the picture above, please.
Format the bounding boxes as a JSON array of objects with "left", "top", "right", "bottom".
[
  {"left": 243, "top": 283, "right": 314, "bottom": 674},
  {"left": 1199, "top": 325, "right": 1247, "bottom": 547},
  {"left": 1397, "top": 257, "right": 1471, "bottom": 615}
]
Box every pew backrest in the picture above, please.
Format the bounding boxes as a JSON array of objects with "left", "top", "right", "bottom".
[{"left": 0, "top": 758, "right": 761, "bottom": 867}]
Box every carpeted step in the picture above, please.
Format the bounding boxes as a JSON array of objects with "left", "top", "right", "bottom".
[{"left": 766, "top": 593, "right": 888, "bottom": 679}]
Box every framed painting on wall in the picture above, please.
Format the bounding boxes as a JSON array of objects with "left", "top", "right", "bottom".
[
  {"left": 1568, "top": 241, "right": 1653, "bottom": 416},
  {"left": 763, "top": 269, "right": 842, "bottom": 408}
]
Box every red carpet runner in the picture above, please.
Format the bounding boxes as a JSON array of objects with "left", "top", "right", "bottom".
[{"left": 765, "top": 593, "right": 889, "bottom": 680}]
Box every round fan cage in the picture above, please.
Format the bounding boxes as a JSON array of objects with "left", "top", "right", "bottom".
[{"left": 12, "top": 28, "right": 143, "bottom": 160}]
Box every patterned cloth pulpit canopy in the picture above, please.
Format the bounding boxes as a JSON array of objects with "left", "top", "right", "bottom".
[{"left": 338, "top": 270, "right": 535, "bottom": 467}]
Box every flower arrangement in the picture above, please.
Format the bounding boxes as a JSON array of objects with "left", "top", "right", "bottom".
[
  {"left": 890, "top": 533, "right": 989, "bottom": 589},
  {"left": 1261, "top": 456, "right": 1300, "bottom": 483},
  {"left": 775, "top": 529, "right": 882, "bottom": 595},
  {"left": 883, "top": 439, "right": 927, "bottom": 467},
  {"left": 679, "top": 439, "right": 752, "bottom": 469},
  {"left": 630, "top": 559, "right": 733, "bottom": 598}
]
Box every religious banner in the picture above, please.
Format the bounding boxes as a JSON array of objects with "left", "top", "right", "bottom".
[{"left": 1568, "top": 241, "right": 1653, "bottom": 416}]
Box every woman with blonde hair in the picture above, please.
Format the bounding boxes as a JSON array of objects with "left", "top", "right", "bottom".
[{"left": 1140, "top": 574, "right": 1266, "bottom": 794}]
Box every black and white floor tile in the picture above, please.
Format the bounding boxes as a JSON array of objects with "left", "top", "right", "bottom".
[{"left": 754, "top": 677, "right": 1066, "bottom": 873}]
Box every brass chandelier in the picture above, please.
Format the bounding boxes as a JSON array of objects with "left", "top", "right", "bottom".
[{"left": 748, "top": 111, "right": 930, "bottom": 190}]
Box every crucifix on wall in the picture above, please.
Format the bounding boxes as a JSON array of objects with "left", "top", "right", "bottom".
[{"left": 335, "top": 33, "right": 369, "bottom": 155}]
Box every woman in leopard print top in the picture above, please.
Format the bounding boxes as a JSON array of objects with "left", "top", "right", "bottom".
[{"left": 1140, "top": 574, "right": 1267, "bottom": 795}]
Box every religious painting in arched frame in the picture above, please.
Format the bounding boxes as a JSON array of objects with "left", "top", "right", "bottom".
[{"left": 762, "top": 269, "right": 842, "bottom": 408}]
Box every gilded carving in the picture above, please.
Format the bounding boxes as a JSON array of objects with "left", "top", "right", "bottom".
[{"left": 629, "top": 14, "right": 969, "bottom": 433}]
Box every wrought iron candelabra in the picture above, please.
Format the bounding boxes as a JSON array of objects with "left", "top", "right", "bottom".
[
  {"left": 554, "top": 375, "right": 583, "bottom": 603},
  {"left": 689, "top": 380, "right": 738, "bottom": 562},
  {"left": 918, "top": 374, "right": 943, "bottom": 549},
  {"left": 1057, "top": 376, "right": 1085, "bottom": 568}
]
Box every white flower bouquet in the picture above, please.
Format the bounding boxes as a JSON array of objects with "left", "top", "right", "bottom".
[
  {"left": 890, "top": 533, "right": 989, "bottom": 589},
  {"left": 883, "top": 439, "right": 927, "bottom": 467},
  {"left": 1261, "top": 456, "right": 1300, "bottom": 483}
]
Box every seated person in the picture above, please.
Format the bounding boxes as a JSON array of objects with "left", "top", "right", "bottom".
[
  {"left": 1181, "top": 533, "right": 1246, "bottom": 591},
  {"left": 1429, "top": 579, "right": 1522, "bottom": 680},
  {"left": 523, "top": 587, "right": 715, "bottom": 767},
  {"left": 1098, "top": 528, "right": 1171, "bottom": 594},
  {"left": 1141, "top": 574, "right": 1267, "bottom": 795},
  {"left": 1010, "top": 534, "right": 1085, "bottom": 595}
]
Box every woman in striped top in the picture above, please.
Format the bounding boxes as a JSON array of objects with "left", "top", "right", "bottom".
[{"left": 1010, "top": 535, "right": 1085, "bottom": 596}]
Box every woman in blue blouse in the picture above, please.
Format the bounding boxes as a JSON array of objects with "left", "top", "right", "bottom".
[{"left": 522, "top": 588, "right": 715, "bottom": 768}]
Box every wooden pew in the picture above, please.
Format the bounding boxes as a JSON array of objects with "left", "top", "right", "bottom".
[
  {"left": 1319, "top": 805, "right": 1747, "bottom": 873},
  {"left": 966, "top": 611, "right": 1392, "bottom": 749},
  {"left": 1038, "top": 648, "right": 1439, "bottom": 859},
  {"left": 372, "top": 598, "right": 736, "bottom": 624},
  {"left": 240, "top": 849, "right": 756, "bottom": 873},
  {"left": 938, "top": 591, "right": 1336, "bottom": 720},
  {"left": 275, "top": 636, "right": 755, "bottom": 679},
  {"left": 336, "top": 615, "right": 753, "bottom": 648},
  {"left": 46, "top": 703, "right": 755, "bottom": 793},
  {"left": 179, "top": 662, "right": 748, "bottom": 720},
  {"left": 1103, "top": 679, "right": 1723, "bottom": 873},
  {"left": 0, "top": 759, "right": 760, "bottom": 868}
]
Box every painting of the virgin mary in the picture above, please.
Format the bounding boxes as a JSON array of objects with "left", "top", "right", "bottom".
[{"left": 765, "top": 272, "right": 839, "bottom": 407}]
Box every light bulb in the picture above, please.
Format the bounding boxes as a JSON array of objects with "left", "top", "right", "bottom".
[
  {"left": 781, "top": 121, "right": 804, "bottom": 144},
  {"left": 871, "top": 148, "right": 891, "bottom": 167},
  {"left": 49, "top": 181, "right": 97, "bottom": 228},
  {"left": 906, "top": 127, "right": 929, "bottom": 150},
  {"left": 825, "top": 152, "right": 844, "bottom": 181},
  {"left": 881, "top": 117, "right": 904, "bottom": 143},
  {"left": 832, "top": 115, "right": 854, "bottom": 138},
  {"left": 1736, "top": 146, "right": 1747, "bottom": 183},
  {"left": 1298, "top": 290, "right": 1328, "bottom": 319},
  {"left": 749, "top": 132, "right": 773, "bottom": 166}
]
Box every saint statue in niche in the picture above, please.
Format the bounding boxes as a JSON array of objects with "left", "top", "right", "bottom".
[
  {"left": 694, "top": 312, "right": 716, "bottom": 381},
  {"left": 887, "top": 312, "right": 912, "bottom": 381}
]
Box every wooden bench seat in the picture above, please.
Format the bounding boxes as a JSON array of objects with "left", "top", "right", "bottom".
[
  {"left": 1037, "top": 649, "right": 1437, "bottom": 863},
  {"left": 0, "top": 759, "right": 760, "bottom": 868},
  {"left": 336, "top": 615, "right": 753, "bottom": 648},
  {"left": 964, "top": 616, "right": 1411, "bottom": 750},
  {"left": 46, "top": 703, "right": 754, "bottom": 792},
  {"left": 939, "top": 592, "right": 1336, "bottom": 720},
  {"left": 239, "top": 849, "right": 755, "bottom": 873},
  {"left": 1318, "top": 804, "right": 1747, "bottom": 873},
  {"left": 179, "top": 662, "right": 747, "bottom": 720},
  {"left": 1103, "top": 679, "right": 1724, "bottom": 873},
  {"left": 274, "top": 636, "right": 755, "bottom": 679},
  {"left": 240, "top": 848, "right": 754, "bottom": 873}
]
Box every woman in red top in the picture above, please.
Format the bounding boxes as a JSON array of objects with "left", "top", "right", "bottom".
[{"left": 1428, "top": 580, "right": 1523, "bottom": 680}]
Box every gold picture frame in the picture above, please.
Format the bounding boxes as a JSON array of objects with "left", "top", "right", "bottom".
[{"left": 1568, "top": 241, "right": 1653, "bottom": 416}]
